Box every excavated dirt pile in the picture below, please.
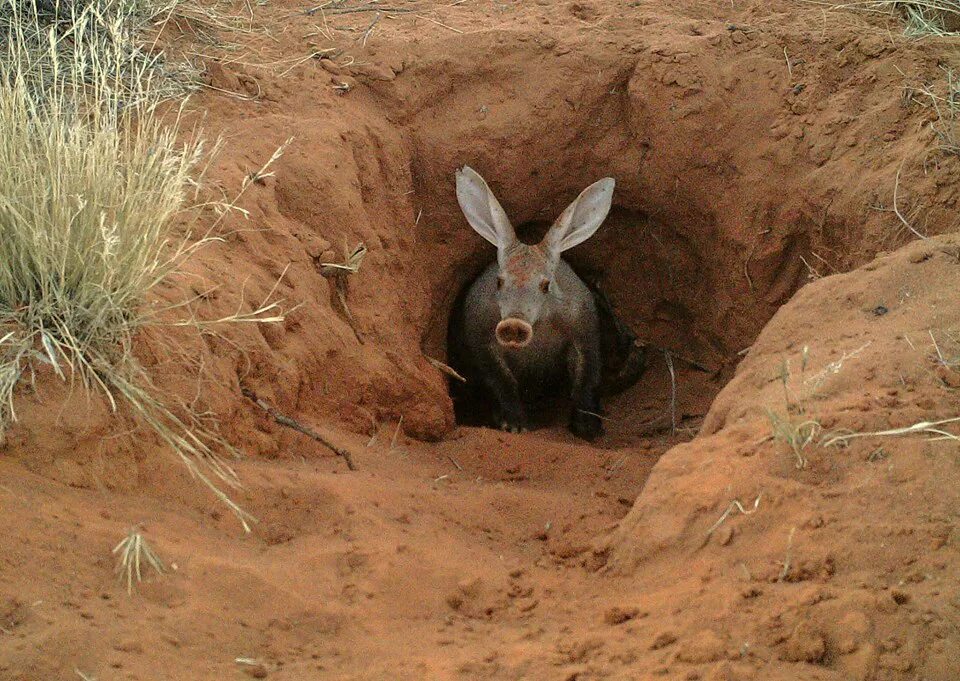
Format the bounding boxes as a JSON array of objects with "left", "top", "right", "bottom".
[{"left": 1, "top": 1, "right": 959, "bottom": 679}]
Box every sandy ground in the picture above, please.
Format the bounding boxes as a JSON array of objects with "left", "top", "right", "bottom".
[{"left": 2, "top": 0, "right": 960, "bottom": 679}]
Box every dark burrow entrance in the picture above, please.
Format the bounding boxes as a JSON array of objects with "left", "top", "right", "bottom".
[{"left": 402, "top": 33, "right": 874, "bottom": 449}]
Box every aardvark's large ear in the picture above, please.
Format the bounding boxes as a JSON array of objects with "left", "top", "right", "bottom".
[
  {"left": 542, "top": 178, "right": 615, "bottom": 255},
  {"left": 456, "top": 165, "right": 517, "bottom": 250}
]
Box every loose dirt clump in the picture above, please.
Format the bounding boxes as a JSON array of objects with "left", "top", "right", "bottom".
[{"left": 2, "top": 1, "right": 960, "bottom": 680}]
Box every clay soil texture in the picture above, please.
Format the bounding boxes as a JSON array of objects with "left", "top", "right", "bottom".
[{"left": 3, "top": 0, "right": 960, "bottom": 680}]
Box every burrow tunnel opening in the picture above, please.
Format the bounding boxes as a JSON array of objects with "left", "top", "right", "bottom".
[{"left": 403, "top": 39, "right": 862, "bottom": 450}]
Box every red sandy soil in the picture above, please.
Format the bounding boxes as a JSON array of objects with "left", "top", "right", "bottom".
[{"left": 2, "top": 0, "right": 960, "bottom": 679}]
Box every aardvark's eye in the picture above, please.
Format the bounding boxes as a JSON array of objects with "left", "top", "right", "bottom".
[
  {"left": 540, "top": 279, "right": 550, "bottom": 294},
  {"left": 496, "top": 276, "right": 504, "bottom": 290}
]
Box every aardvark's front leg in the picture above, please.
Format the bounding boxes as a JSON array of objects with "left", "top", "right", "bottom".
[
  {"left": 477, "top": 344, "right": 526, "bottom": 433},
  {"left": 567, "top": 339, "right": 603, "bottom": 440}
]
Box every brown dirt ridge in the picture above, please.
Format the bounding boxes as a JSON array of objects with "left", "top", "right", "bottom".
[{"left": 2, "top": 0, "right": 960, "bottom": 679}]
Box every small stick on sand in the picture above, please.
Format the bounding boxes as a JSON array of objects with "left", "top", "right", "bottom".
[
  {"left": 301, "top": 0, "right": 343, "bottom": 15},
  {"left": 893, "top": 160, "right": 927, "bottom": 240},
  {"left": 359, "top": 11, "right": 381, "bottom": 46},
  {"left": 743, "top": 228, "right": 772, "bottom": 292},
  {"left": 778, "top": 526, "right": 797, "bottom": 582},
  {"left": 242, "top": 388, "right": 357, "bottom": 470},
  {"left": 426, "top": 356, "right": 467, "bottom": 382},
  {"left": 390, "top": 416, "right": 404, "bottom": 451},
  {"left": 665, "top": 348, "right": 713, "bottom": 374},
  {"left": 664, "top": 350, "right": 677, "bottom": 435},
  {"left": 327, "top": 5, "right": 415, "bottom": 14},
  {"left": 704, "top": 494, "right": 762, "bottom": 540},
  {"left": 415, "top": 13, "right": 463, "bottom": 32},
  {"left": 320, "top": 242, "right": 367, "bottom": 344}
]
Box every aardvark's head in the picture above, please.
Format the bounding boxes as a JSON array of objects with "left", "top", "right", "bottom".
[{"left": 456, "top": 166, "right": 615, "bottom": 349}]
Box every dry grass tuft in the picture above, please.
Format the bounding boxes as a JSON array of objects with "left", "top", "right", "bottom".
[
  {"left": 113, "top": 526, "right": 166, "bottom": 594},
  {"left": 893, "top": 0, "right": 960, "bottom": 35},
  {"left": 767, "top": 409, "right": 822, "bottom": 469},
  {"left": 819, "top": 1, "right": 960, "bottom": 36},
  {"left": 910, "top": 67, "right": 960, "bottom": 156},
  {"left": 0, "top": 0, "right": 286, "bottom": 530},
  {"left": 0, "top": 0, "right": 202, "bottom": 101}
]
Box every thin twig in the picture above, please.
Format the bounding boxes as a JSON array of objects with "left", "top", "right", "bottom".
[
  {"left": 893, "top": 159, "right": 928, "bottom": 240},
  {"left": 664, "top": 350, "right": 677, "bottom": 435},
  {"left": 931, "top": 329, "right": 946, "bottom": 364},
  {"left": 320, "top": 243, "right": 367, "bottom": 344},
  {"left": 242, "top": 388, "right": 357, "bottom": 470},
  {"left": 301, "top": 0, "right": 343, "bottom": 12},
  {"left": 326, "top": 5, "right": 416, "bottom": 14},
  {"left": 822, "top": 416, "right": 960, "bottom": 447},
  {"left": 426, "top": 356, "right": 466, "bottom": 382},
  {"left": 278, "top": 49, "right": 338, "bottom": 77},
  {"left": 359, "top": 11, "right": 381, "bottom": 46},
  {"left": 743, "top": 228, "right": 771, "bottom": 292},
  {"left": 199, "top": 82, "right": 259, "bottom": 100},
  {"left": 778, "top": 527, "right": 797, "bottom": 582},
  {"left": 799, "top": 254, "right": 821, "bottom": 279},
  {"left": 810, "top": 250, "right": 835, "bottom": 273},
  {"left": 446, "top": 454, "right": 463, "bottom": 471},
  {"left": 302, "top": 0, "right": 336, "bottom": 16},
  {"left": 414, "top": 13, "right": 464, "bottom": 32},
  {"left": 927, "top": 329, "right": 959, "bottom": 367},
  {"left": 390, "top": 416, "right": 404, "bottom": 451},
  {"left": 705, "top": 494, "right": 762, "bottom": 538},
  {"left": 804, "top": 341, "right": 871, "bottom": 391}
]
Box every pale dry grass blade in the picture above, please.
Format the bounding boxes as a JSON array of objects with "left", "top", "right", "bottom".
[
  {"left": 822, "top": 416, "right": 960, "bottom": 447},
  {"left": 705, "top": 494, "right": 762, "bottom": 538}
]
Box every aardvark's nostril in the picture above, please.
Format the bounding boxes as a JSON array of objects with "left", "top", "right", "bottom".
[{"left": 495, "top": 318, "right": 533, "bottom": 348}]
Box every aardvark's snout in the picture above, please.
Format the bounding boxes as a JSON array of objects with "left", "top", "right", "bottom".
[{"left": 495, "top": 318, "right": 533, "bottom": 348}]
